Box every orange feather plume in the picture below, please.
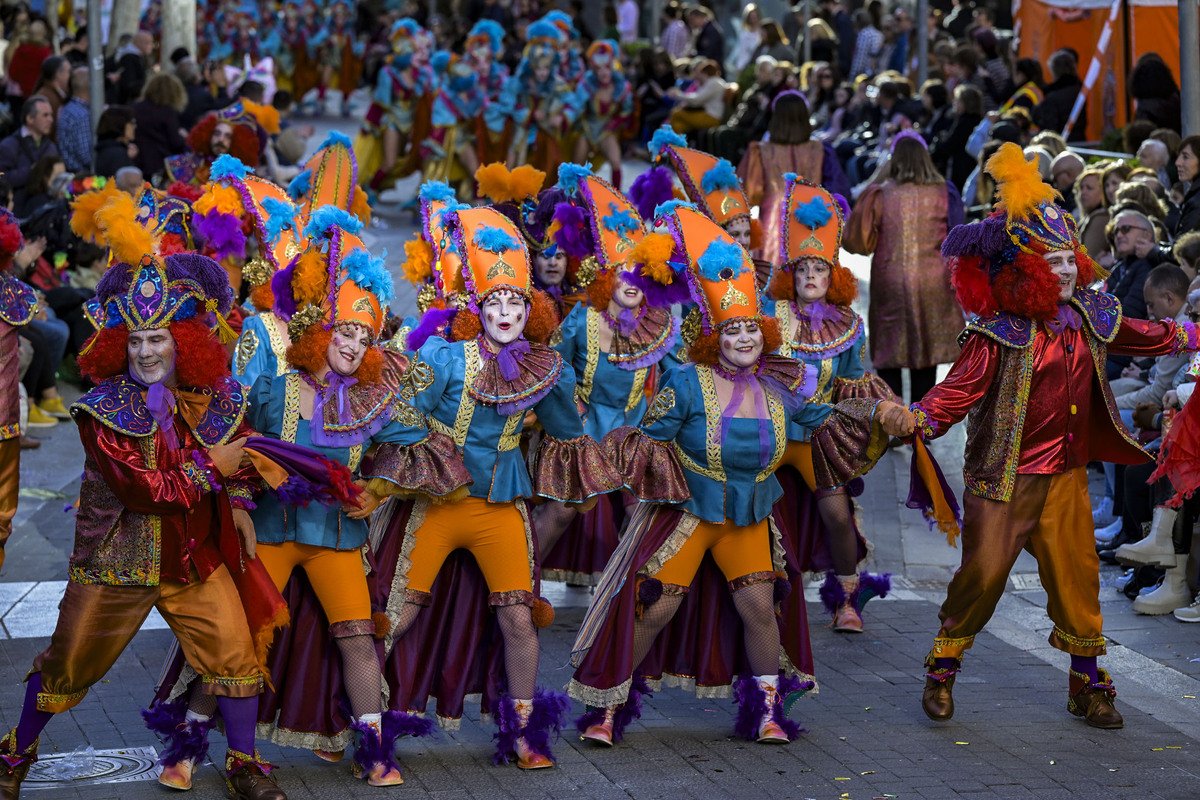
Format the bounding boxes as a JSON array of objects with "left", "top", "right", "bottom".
[
  {"left": 194, "top": 184, "right": 245, "bottom": 217},
  {"left": 627, "top": 231, "right": 676, "bottom": 284},
  {"left": 402, "top": 238, "right": 433, "bottom": 284},
  {"left": 475, "top": 162, "right": 515, "bottom": 204},
  {"left": 69, "top": 183, "right": 123, "bottom": 243},
  {"left": 291, "top": 249, "right": 330, "bottom": 308},
  {"left": 986, "top": 142, "right": 1058, "bottom": 218},
  {"left": 351, "top": 186, "right": 372, "bottom": 226},
  {"left": 95, "top": 193, "right": 158, "bottom": 265},
  {"left": 508, "top": 164, "right": 547, "bottom": 202}
]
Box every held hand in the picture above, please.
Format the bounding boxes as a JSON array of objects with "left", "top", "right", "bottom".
[
  {"left": 877, "top": 400, "right": 916, "bottom": 438},
  {"left": 232, "top": 508, "right": 257, "bottom": 559},
  {"left": 1121, "top": 363, "right": 1141, "bottom": 379},
  {"left": 1132, "top": 402, "right": 1160, "bottom": 431},
  {"left": 346, "top": 480, "right": 381, "bottom": 520},
  {"left": 209, "top": 437, "right": 248, "bottom": 477}
]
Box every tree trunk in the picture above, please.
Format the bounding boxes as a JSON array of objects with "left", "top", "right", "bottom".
[
  {"left": 160, "top": 0, "right": 197, "bottom": 67},
  {"left": 107, "top": 0, "right": 140, "bottom": 56}
]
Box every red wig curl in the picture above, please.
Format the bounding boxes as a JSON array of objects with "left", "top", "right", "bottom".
[
  {"left": 948, "top": 255, "right": 998, "bottom": 317},
  {"left": 768, "top": 264, "right": 858, "bottom": 305},
  {"left": 287, "top": 324, "right": 386, "bottom": 383},
  {"left": 186, "top": 115, "right": 261, "bottom": 166},
  {"left": 78, "top": 318, "right": 230, "bottom": 387},
  {"left": 249, "top": 283, "right": 275, "bottom": 314},
  {"left": 448, "top": 290, "right": 560, "bottom": 345},
  {"left": 992, "top": 252, "right": 1061, "bottom": 321},
  {"left": 687, "top": 316, "right": 782, "bottom": 366}
]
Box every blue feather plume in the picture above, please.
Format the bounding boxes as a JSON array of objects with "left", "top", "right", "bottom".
[
  {"left": 435, "top": 201, "right": 471, "bottom": 231},
  {"left": 527, "top": 19, "right": 564, "bottom": 42},
  {"left": 261, "top": 196, "right": 297, "bottom": 245},
  {"left": 601, "top": 202, "right": 640, "bottom": 236},
  {"left": 652, "top": 199, "right": 696, "bottom": 220},
  {"left": 472, "top": 225, "right": 519, "bottom": 254},
  {"left": 287, "top": 169, "right": 311, "bottom": 200},
  {"left": 210, "top": 154, "right": 249, "bottom": 182},
  {"left": 648, "top": 125, "right": 687, "bottom": 159},
  {"left": 793, "top": 197, "right": 832, "bottom": 229},
  {"left": 697, "top": 239, "right": 748, "bottom": 283},
  {"left": 431, "top": 50, "right": 452, "bottom": 73},
  {"left": 557, "top": 162, "right": 592, "bottom": 196},
  {"left": 700, "top": 158, "right": 739, "bottom": 194},
  {"left": 317, "top": 130, "right": 353, "bottom": 151},
  {"left": 304, "top": 205, "right": 364, "bottom": 238},
  {"left": 419, "top": 181, "right": 456, "bottom": 203},
  {"left": 342, "top": 247, "right": 394, "bottom": 306}
]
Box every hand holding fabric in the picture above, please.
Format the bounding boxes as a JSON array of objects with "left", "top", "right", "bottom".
[
  {"left": 210, "top": 437, "right": 248, "bottom": 477},
  {"left": 345, "top": 480, "right": 381, "bottom": 520}
]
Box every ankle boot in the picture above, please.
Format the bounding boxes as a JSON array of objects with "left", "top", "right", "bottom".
[
  {"left": 142, "top": 701, "right": 214, "bottom": 791},
  {"left": 754, "top": 677, "right": 789, "bottom": 744},
  {"left": 1068, "top": 668, "right": 1123, "bottom": 729},
  {"left": 0, "top": 728, "right": 36, "bottom": 800},
  {"left": 225, "top": 749, "right": 286, "bottom": 800},
  {"left": 578, "top": 706, "right": 615, "bottom": 746},
  {"left": 1116, "top": 507, "right": 1177, "bottom": 568},
  {"left": 350, "top": 710, "right": 432, "bottom": 787},
  {"left": 733, "top": 674, "right": 804, "bottom": 743},
  {"left": 1132, "top": 554, "right": 1192, "bottom": 615},
  {"left": 921, "top": 658, "right": 959, "bottom": 721},
  {"left": 820, "top": 571, "right": 892, "bottom": 633},
  {"left": 575, "top": 675, "right": 652, "bottom": 747},
  {"left": 494, "top": 690, "right": 569, "bottom": 769}
]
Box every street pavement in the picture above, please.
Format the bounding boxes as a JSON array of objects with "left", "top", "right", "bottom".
[{"left": 1, "top": 117, "right": 1199, "bottom": 799}]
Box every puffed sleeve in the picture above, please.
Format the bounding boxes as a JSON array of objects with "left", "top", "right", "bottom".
[
  {"left": 602, "top": 365, "right": 691, "bottom": 502},
  {"left": 1109, "top": 317, "right": 1200, "bottom": 359},
  {"left": 809, "top": 397, "right": 891, "bottom": 489},
  {"left": 737, "top": 141, "right": 765, "bottom": 207},
  {"left": 529, "top": 356, "right": 623, "bottom": 502},
  {"left": 80, "top": 416, "right": 212, "bottom": 514},
  {"left": 843, "top": 184, "right": 882, "bottom": 255},
  {"left": 231, "top": 316, "right": 275, "bottom": 389}
]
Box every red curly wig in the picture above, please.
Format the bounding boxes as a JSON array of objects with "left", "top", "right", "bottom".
[
  {"left": 287, "top": 324, "right": 386, "bottom": 384},
  {"left": 768, "top": 263, "right": 859, "bottom": 306},
  {"left": 249, "top": 283, "right": 275, "bottom": 314},
  {"left": 449, "top": 289, "right": 559, "bottom": 345},
  {"left": 78, "top": 318, "right": 230, "bottom": 387},
  {"left": 951, "top": 246, "right": 1093, "bottom": 321},
  {"left": 186, "top": 114, "right": 262, "bottom": 166},
  {"left": 687, "top": 316, "right": 783, "bottom": 366}
]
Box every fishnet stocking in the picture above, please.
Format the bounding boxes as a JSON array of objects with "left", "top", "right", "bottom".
[
  {"left": 391, "top": 601, "right": 424, "bottom": 640},
  {"left": 732, "top": 582, "right": 782, "bottom": 675},
  {"left": 817, "top": 493, "right": 859, "bottom": 577},
  {"left": 186, "top": 682, "right": 218, "bottom": 717},
  {"left": 631, "top": 595, "right": 683, "bottom": 669},
  {"left": 334, "top": 634, "right": 383, "bottom": 718},
  {"left": 534, "top": 501, "right": 578, "bottom": 558},
  {"left": 495, "top": 605, "right": 539, "bottom": 699}
]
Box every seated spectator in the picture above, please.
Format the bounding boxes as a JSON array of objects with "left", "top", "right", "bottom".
[
  {"left": 1033, "top": 49, "right": 1086, "bottom": 141},
  {"left": 0, "top": 97, "right": 59, "bottom": 205},
  {"left": 1106, "top": 204, "right": 1168, "bottom": 379},
  {"left": 93, "top": 105, "right": 138, "bottom": 179},
  {"left": 30, "top": 56, "right": 69, "bottom": 136},
  {"left": 1030, "top": 129, "right": 1067, "bottom": 158},
  {"left": 177, "top": 57, "right": 232, "bottom": 129},
  {"left": 1138, "top": 138, "right": 1173, "bottom": 189},
  {"left": 1115, "top": 180, "right": 1170, "bottom": 240},
  {"left": 1051, "top": 151, "right": 1084, "bottom": 212},
  {"left": 1174, "top": 231, "right": 1200, "bottom": 282},
  {"left": 1075, "top": 165, "right": 1112, "bottom": 270},
  {"left": 1102, "top": 159, "right": 1134, "bottom": 205},
  {"left": 930, "top": 83, "right": 983, "bottom": 192},
  {"left": 804, "top": 61, "right": 840, "bottom": 129},
  {"left": 1170, "top": 135, "right": 1200, "bottom": 239},
  {"left": 970, "top": 27, "right": 1011, "bottom": 106},
  {"left": 14, "top": 154, "right": 63, "bottom": 218},
  {"left": 920, "top": 80, "right": 953, "bottom": 143},
  {"left": 702, "top": 55, "right": 779, "bottom": 162},
  {"left": 814, "top": 81, "right": 854, "bottom": 143},
  {"left": 114, "top": 165, "right": 145, "bottom": 196},
  {"left": 132, "top": 73, "right": 188, "bottom": 183},
  {"left": 1023, "top": 145, "right": 1052, "bottom": 182},
  {"left": 667, "top": 59, "right": 727, "bottom": 135}
]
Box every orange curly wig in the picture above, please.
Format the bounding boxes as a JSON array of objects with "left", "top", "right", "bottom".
[
  {"left": 186, "top": 115, "right": 262, "bottom": 166},
  {"left": 768, "top": 263, "right": 859, "bottom": 306},
  {"left": 585, "top": 269, "right": 618, "bottom": 310},
  {"left": 287, "top": 324, "right": 386, "bottom": 384},
  {"left": 688, "top": 316, "right": 782, "bottom": 366},
  {"left": 449, "top": 290, "right": 559, "bottom": 345},
  {"left": 249, "top": 283, "right": 275, "bottom": 314},
  {"left": 79, "top": 318, "right": 230, "bottom": 387}
]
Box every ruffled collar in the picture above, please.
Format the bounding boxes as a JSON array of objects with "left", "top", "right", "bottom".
[
  {"left": 72, "top": 374, "right": 247, "bottom": 446},
  {"left": 0, "top": 274, "right": 37, "bottom": 326},
  {"left": 601, "top": 305, "right": 679, "bottom": 370},
  {"left": 787, "top": 300, "right": 863, "bottom": 359},
  {"left": 300, "top": 370, "right": 395, "bottom": 448},
  {"left": 470, "top": 337, "right": 564, "bottom": 416}
]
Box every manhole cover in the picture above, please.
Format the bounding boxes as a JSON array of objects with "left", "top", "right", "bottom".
[{"left": 24, "top": 746, "right": 162, "bottom": 789}]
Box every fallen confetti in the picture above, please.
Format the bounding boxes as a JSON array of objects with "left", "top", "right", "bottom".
[
  {"left": 835, "top": 777, "right": 851, "bottom": 781},
  {"left": 955, "top": 741, "right": 969, "bottom": 745},
  {"left": 1152, "top": 748, "right": 1164, "bottom": 751},
  {"left": 860, "top": 771, "right": 876, "bottom": 775},
  {"left": 1185, "top": 696, "right": 1196, "bottom": 699},
  {"left": 1049, "top": 760, "right": 1056, "bottom": 765}
]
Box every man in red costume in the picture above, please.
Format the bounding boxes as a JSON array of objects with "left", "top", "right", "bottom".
[
  {"left": 891, "top": 144, "right": 1200, "bottom": 729},
  {"left": 0, "top": 230, "right": 288, "bottom": 799}
]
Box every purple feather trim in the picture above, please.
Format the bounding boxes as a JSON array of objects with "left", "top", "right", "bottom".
[
  {"left": 621, "top": 268, "right": 691, "bottom": 308},
  {"left": 274, "top": 478, "right": 323, "bottom": 507},
  {"left": 141, "top": 701, "right": 214, "bottom": 767},
  {"left": 492, "top": 689, "right": 569, "bottom": 765},
  {"left": 550, "top": 202, "right": 593, "bottom": 259},
  {"left": 941, "top": 214, "right": 1008, "bottom": 259},
  {"left": 773, "top": 575, "right": 792, "bottom": 604},
  {"left": 817, "top": 571, "right": 845, "bottom": 617},
  {"left": 574, "top": 707, "right": 607, "bottom": 735},
  {"left": 351, "top": 711, "right": 435, "bottom": 775},
  {"left": 855, "top": 571, "right": 892, "bottom": 612},
  {"left": 195, "top": 210, "right": 247, "bottom": 261},
  {"left": 388, "top": 709, "right": 436, "bottom": 740},
  {"left": 628, "top": 166, "right": 675, "bottom": 223},
  {"left": 407, "top": 306, "right": 457, "bottom": 350},
  {"left": 95, "top": 262, "right": 134, "bottom": 304},
  {"left": 612, "top": 676, "right": 651, "bottom": 743},
  {"left": 270, "top": 263, "right": 297, "bottom": 319},
  {"left": 732, "top": 675, "right": 766, "bottom": 741},
  {"left": 776, "top": 673, "right": 810, "bottom": 740}
]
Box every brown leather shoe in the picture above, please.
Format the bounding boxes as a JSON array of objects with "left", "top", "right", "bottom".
[
  {"left": 922, "top": 673, "right": 956, "bottom": 721},
  {"left": 1068, "top": 668, "right": 1124, "bottom": 729},
  {"left": 0, "top": 730, "right": 36, "bottom": 800},
  {"left": 225, "top": 750, "right": 286, "bottom": 800}
]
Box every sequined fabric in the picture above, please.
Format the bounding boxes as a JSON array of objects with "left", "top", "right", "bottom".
[
  {"left": 0, "top": 274, "right": 37, "bottom": 326},
  {"left": 0, "top": 325, "right": 20, "bottom": 437},
  {"left": 602, "top": 426, "right": 690, "bottom": 503},
  {"left": 365, "top": 431, "right": 473, "bottom": 499},
  {"left": 532, "top": 435, "right": 624, "bottom": 502},
  {"left": 737, "top": 140, "right": 825, "bottom": 266},
  {"left": 470, "top": 341, "right": 563, "bottom": 412},
  {"left": 607, "top": 306, "right": 679, "bottom": 369},
  {"left": 810, "top": 398, "right": 889, "bottom": 489}
]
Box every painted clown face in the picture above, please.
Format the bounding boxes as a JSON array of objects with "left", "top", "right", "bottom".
[
  {"left": 718, "top": 320, "right": 764, "bottom": 370},
  {"left": 327, "top": 323, "right": 371, "bottom": 376},
  {"left": 481, "top": 290, "right": 528, "bottom": 346},
  {"left": 793, "top": 258, "right": 831, "bottom": 305},
  {"left": 611, "top": 272, "right": 644, "bottom": 310},
  {"left": 128, "top": 327, "right": 176, "bottom": 385}
]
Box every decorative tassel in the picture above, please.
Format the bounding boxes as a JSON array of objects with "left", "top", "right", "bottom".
[{"left": 531, "top": 597, "right": 555, "bottom": 628}]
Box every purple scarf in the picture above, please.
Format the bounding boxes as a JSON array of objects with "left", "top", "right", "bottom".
[
  {"left": 1045, "top": 303, "right": 1082, "bottom": 336},
  {"left": 716, "top": 365, "right": 773, "bottom": 467},
  {"left": 128, "top": 368, "right": 179, "bottom": 449},
  {"left": 309, "top": 371, "right": 357, "bottom": 442},
  {"left": 796, "top": 299, "right": 837, "bottom": 330},
  {"left": 483, "top": 336, "right": 532, "bottom": 381}
]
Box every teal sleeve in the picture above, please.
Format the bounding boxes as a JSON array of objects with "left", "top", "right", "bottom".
[
  {"left": 533, "top": 359, "right": 586, "bottom": 441},
  {"left": 640, "top": 365, "right": 691, "bottom": 443},
  {"left": 405, "top": 337, "right": 456, "bottom": 417}
]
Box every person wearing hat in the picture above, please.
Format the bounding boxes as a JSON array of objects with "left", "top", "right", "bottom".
[
  {"left": 466, "top": 20, "right": 513, "bottom": 166},
  {"left": 884, "top": 144, "right": 1200, "bottom": 729},
  {"left": 165, "top": 101, "right": 277, "bottom": 187},
  {"left": 0, "top": 199, "right": 289, "bottom": 800},
  {"left": 570, "top": 40, "right": 634, "bottom": 191},
  {"left": 533, "top": 165, "right": 682, "bottom": 585},
  {"left": 766, "top": 176, "right": 897, "bottom": 634},
  {"left": 498, "top": 21, "right": 581, "bottom": 179},
  {"left": 372, "top": 204, "right": 622, "bottom": 769},
  {"left": 567, "top": 201, "right": 912, "bottom": 748}
]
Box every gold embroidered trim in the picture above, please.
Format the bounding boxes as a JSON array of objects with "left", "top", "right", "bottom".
[
  {"left": 1050, "top": 626, "right": 1105, "bottom": 648},
  {"left": 201, "top": 674, "right": 263, "bottom": 687},
  {"left": 282, "top": 373, "right": 301, "bottom": 444},
  {"left": 757, "top": 391, "right": 787, "bottom": 483},
  {"left": 428, "top": 341, "right": 479, "bottom": 448},
  {"left": 775, "top": 300, "right": 794, "bottom": 358},
  {"left": 810, "top": 357, "right": 834, "bottom": 404},
  {"left": 380, "top": 497, "right": 430, "bottom": 654},
  {"left": 578, "top": 308, "right": 600, "bottom": 404},
  {"left": 398, "top": 359, "right": 434, "bottom": 402},
  {"left": 140, "top": 438, "right": 161, "bottom": 585},
  {"left": 234, "top": 328, "right": 258, "bottom": 375},
  {"left": 37, "top": 688, "right": 88, "bottom": 710},
  {"left": 261, "top": 312, "right": 291, "bottom": 376},
  {"left": 643, "top": 512, "right": 701, "bottom": 578},
  {"left": 625, "top": 368, "right": 648, "bottom": 412},
  {"left": 641, "top": 388, "right": 675, "bottom": 427},
  {"left": 930, "top": 635, "right": 975, "bottom": 657},
  {"left": 498, "top": 411, "right": 523, "bottom": 451},
  {"left": 348, "top": 444, "right": 363, "bottom": 472},
  {"left": 695, "top": 367, "right": 726, "bottom": 481}
]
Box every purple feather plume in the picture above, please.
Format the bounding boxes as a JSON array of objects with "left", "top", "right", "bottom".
[
  {"left": 350, "top": 718, "right": 397, "bottom": 775},
  {"left": 492, "top": 694, "right": 520, "bottom": 765},
  {"left": 388, "top": 709, "right": 436, "bottom": 740},
  {"left": 855, "top": 571, "right": 892, "bottom": 612},
  {"left": 407, "top": 306, "right": 457, "bottom": 350},
  {"left": 732, "top": 675, "right": 767, "bottom": 741},
  {"left": 941, "top": 214, "right": 1008, "bottom": 259},
  {"left": 195, "top": 210, "right": 247, "bottom": 261},
  {"left": 817, "top": 571, "right": 845, "bottom": 617},
  {"left": 141, "top": 700, "right": 215, "bottom": 767},
  {"left": 611, "top": 676, "right": 651, "bottom": 743},
  {"left": 550, "top": 202, "right": 594, "bottom": 259},
  {"left": 271, "top": 262, "right": 298, "bottom": 319},
  {"left": 773, "top": 574, "right": 792, "bottom": 604},
  {"left": 629, "top": 166, "right": 676, "bottom": 223},
  {"left": 492, "top": 690, "right": 569, "bottom": 766},
  {"left": 621, "top": 268, "right": 691, "bottom": 307},
  {"left": 274, "top": 478, "right": 323, "bottom": 507}
]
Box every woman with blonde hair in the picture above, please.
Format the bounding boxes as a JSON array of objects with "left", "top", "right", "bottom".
[
  {"left": 1075, "top": 164, "right": 1112, "bottom": 269},
  {"left": 732, "top": 5, "right": 762, "bottom": 73},
  {"left": 846, "top": 132, "right": 964, "bottom": 403}
]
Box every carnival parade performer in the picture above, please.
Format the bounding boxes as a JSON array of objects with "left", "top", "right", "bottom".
[
  {"left": 567, "top": 201, "right": 913, "bottom": 747},
  {"left": 766, "top": 176, "right": 898, "bottom": 633},
  {"left": 165, "top": 101, "right": 277, "bottom": 188},
  {"left": 532, "top": 164, "right": 681, "bottom": 581},
  {"left": 0, "top": 210, "right": 36, "bottom": 572},
  {"left": 884, "top": 143, "right": 1200, "bottom": 729},
  {"left": 570, "top": 40, "right": 633, "bottom": 191},
  {"left": 371, "top": 203, "right": 622, "bottom": 769},
  {"left": 500, "top": 21, "right": 580, "bottom": 178},
  {"left": 0, "top": 198, "right": 290, "bottom": 800},
  {"left": 467, "top": 20, "right": 512, "bottom": 167}
]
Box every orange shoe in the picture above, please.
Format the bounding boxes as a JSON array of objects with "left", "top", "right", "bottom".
[
  {"left": 515, "top": 737, "right": 554, "bottom": 769},
  {"left": 360, "top": 761, "right": 404, "bottom": 786},
  {"left": 157, "top": 758, "right": 194, "bottom": 790},
  {"left": 313, "top": 749, "right": 344, "bottom": 763},
  {"left": 833, "top": 603, "right": 864, "bottom": 633},
  {"left": 756, "top": 717, "right": 789, "bottom": 744},
  {"left": 580, "top": 708, "right": 615, "bottom": 747}
]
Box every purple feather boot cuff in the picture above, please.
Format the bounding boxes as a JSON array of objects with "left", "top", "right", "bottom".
[
  {"left": 576, "top": 676, "right": 653, "bottom": 746},
  {"left": 493, "top": 689, "right": 570, "bottom": 769},
  {"left": 732, "top": 674, "right": 809, "bottom": 743},
  {"left": 141, "top": 700, "right": 215, "bottom": 768}
]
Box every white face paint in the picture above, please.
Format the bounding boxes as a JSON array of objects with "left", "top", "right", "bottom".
[
  {"left": 611, "top": 272, "right": 644, "bottom": 310},
  {"left": 793, "top": 258, "right": 832, "bottom": 305},
  {"left": 127, "top": 327, "right": 176, "bottom": 385},
  {"left": 326, "top": 323, "right": 370, "bottom": 376},
  {"left": 718, "top": 319, "right": 764, "bottom": 370},
  {"left": 481, "top": 290, "right": 528, "bottom": 347},
  {"left": 1044, "top": 249, "right": 1078, "bottom": 301}
]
